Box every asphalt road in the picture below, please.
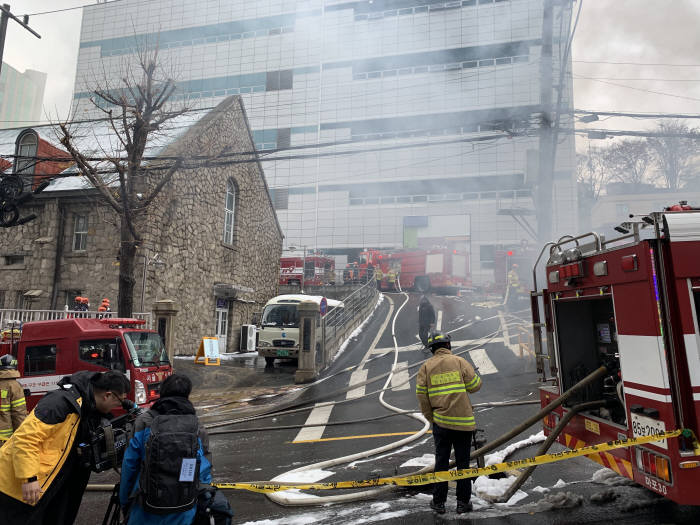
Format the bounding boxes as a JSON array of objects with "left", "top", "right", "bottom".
[{"left": 76, "top": 292, "right": 700, "bottom": 524}]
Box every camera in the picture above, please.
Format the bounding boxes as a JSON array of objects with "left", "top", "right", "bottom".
[{"left": 78, "top": 400, "right": 144, "bottom": 472}]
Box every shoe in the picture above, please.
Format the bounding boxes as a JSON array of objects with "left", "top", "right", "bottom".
[
  {"left": 456, "top": 501, "right": 473, "bottom": 514},
  {"left": 430, "top": 500, "right": 446, "bottom": 514}
]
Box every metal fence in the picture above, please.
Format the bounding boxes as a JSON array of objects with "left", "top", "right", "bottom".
[
  {"left": 322, "top": 278, "right": 379, "bottom": 364},
  {"left": 0, "top": 309, "right": 153, "bottom": 329}
]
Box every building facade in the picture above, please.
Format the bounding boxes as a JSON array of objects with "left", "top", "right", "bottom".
[
  {"left": 0, "top": 96, "right": 283, "bottom": 354},
  {"left": 0, "top": 63, "right": 46, "bottom": 129},
  {"left": 72, "top": 0, "right": 577, "bottom": 285}
]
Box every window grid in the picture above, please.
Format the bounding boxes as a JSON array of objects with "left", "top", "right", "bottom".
[{"left": 73, "top": 215, "right": 88, "bottom": 251}]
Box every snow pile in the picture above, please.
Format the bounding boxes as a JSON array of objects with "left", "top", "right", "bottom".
[
  {"left": 399, "top": 454, "right": 434, "bottom": 468},
  {"left": 333, "top": 294, "right": 385, "bottom": 362},
  {"left": 473, "top": 475, "right": 528, "bottom": 505},
  {"left": 484, "top": 431, "right": 546, "bottom": 466},
  {"left": 531, "top": 485, "right": 549, "bottom": 494},
  {"left": 552, "top": 479, "right": 568, "bottom": 489},
  {"left": 534, "top": 491, "right": 584, "bottom": 511},
  {"left": 591, "top": 467, "right": 636, "bottom": 486}
]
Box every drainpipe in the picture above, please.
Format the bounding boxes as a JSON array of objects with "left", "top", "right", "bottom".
[{"left": 50, "top": 200, "right": 65, "bottom": 309}]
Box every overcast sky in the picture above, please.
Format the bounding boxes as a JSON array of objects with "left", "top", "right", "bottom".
[{"left": 4, "top": 0, "right": 700, "bottom": 143}]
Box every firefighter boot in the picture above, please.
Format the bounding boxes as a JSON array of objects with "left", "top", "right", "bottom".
[
  {"left": 457, "top": 501, "right": 473, "bottom": 514},
  {"left": 430, "top": 500, "right": 446, "bottom": 514}
]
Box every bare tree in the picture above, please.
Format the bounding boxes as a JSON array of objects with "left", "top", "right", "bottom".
[
  {"left": 58, "top": 47, "right": 186, "bottom": 317},
  {"left": 604, "top": 139, "right": 654, "bottom": 188},
  {"left": 576, "top": 146, "right": 612, "bottom": 200},
  {"left": 647, "top": 121, "right": 699, "bottom": 190}
]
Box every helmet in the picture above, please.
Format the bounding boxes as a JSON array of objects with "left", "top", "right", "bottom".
[
  {"left": 98, "top": 306, "right": 107, "bottom": 312},
  {"left": 427, "top": 331, "right": 451, "bottom": 352},
  {"left": 101, "top": 298, "right": 110, "bottom": 304},
  {"left": 512, "top": 263, "right": 519, "bottom": 269},
  {"left": 80, "top": 297, "right": 89, "bottom": 304},
  {"left": 0, "top": 354, "right": 17, "bottom": 369}
]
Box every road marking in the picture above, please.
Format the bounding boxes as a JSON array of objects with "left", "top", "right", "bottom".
[
  {"left": 372, "top": 338, "right": 504, "bottom": 354},
  {"left": 293, "top": 403, "right": 334, "bottom": 442},
  {"left": 346, "top": 368, "right": 368, "bottom": 399},
  {"left": 291, "top": 430, "right": 432, "bottom": 444},
  {"left": 498, "top": 311, "right": 521, "bottom": 357},
  {"left": 436, "top": 310, "right": 443, "bottom": 331},
  {"left": 469, "top": 348, "right": 498, "bottom": 375},
  {"left": 391, "top": 361, "right": 410, "bottom": 391}
]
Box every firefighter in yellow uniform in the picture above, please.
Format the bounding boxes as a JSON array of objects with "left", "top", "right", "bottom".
[
  {"left": 416, "top": 332, "right": 481, "bottom": 515},
  {"left": 507, "top": 263, "right": 524, "bottom": 308},
  {"left": 374, "top": 266, "right": 383, "bottom": 290},
  {"left": 0, "top": 355, "right": 26, "bottom": 445},
  {"left": 387, "top": 270, "right": 396, "bottom": 291}
]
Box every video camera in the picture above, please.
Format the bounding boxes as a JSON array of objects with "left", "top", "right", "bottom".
[{"left": 78, "top": 399, "right": 145, "bottom": 473}]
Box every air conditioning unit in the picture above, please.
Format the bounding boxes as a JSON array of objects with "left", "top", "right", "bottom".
[{"left": 240, "top": 324, "right": 257, "bottom": 352}]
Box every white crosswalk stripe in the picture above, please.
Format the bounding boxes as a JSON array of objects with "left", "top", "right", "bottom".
[
  {"left": 346, "top": 368, "right": 368, "bottom": 399},
  {"left": 391, "top": 362, "right": 410, "bottom": 391},
  {"left": 293, "top": 403, "right": 334, "bottom": 442},
  {"left": 436, "top": 310, "right": 443, "bottom": 331},
  {"left": 469, "top": 348, "right": 499, "bottom": 375}
]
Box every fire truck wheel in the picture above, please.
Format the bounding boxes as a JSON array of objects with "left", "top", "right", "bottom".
[
  {"left": 414, "top": 276, "right": 431, "bottom": 293},
  {"left": 265, "top": 357, "right": 275, "bottom": 367}
]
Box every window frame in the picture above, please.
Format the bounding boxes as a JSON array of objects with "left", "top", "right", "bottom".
[
  {"left": 14, "top": 129, "right": 39, "bottom": 175},
  {"left": 72, "top": 214, "right": 89, "bottom": 252},
  {"left": 24, "top": 344, "right": 57, "bottom": 376},
  {"left": 223, "top": 179, "right": 237, "bottom": 245}
]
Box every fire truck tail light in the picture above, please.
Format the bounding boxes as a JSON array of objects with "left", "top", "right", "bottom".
[
  {"left": 637, "top": 448, "right": 673, "bottom": 483},
  {"left": 135, "top": 380, "right": 147, "bottom": 404},
  {"left": 621, "top": 255, "right": 638, "bottom": 272},
  {"left": 656, "top": 457, "right": 671, "bottom": 482}
]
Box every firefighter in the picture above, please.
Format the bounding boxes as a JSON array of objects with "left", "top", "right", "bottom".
[
  {"left": 418, "top": 296, "right": 436, "bottom": 348},
  {"left": 387, "top": 269, "right": 396, "bottom": 291},
  {"left": 0, "top": 355, "right": 26, "bottom": 445},
  {"left": 416, "top": 332, "right": 481, "bottom": 515},
  {"left": 374, "top": 265, "right": 383, "bottom": 290},
  {"left": 506, "top": 264, "right": 523, "bottom": 308}
]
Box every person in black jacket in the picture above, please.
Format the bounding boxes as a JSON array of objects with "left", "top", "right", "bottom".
[
  {"left": 418, "top": 296, "right": 436, "bottom": 347},
  {"left": 0, "top": 370, "right": 130, "bottom": 524}
]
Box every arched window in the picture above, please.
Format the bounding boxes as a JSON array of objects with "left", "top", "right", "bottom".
[
  {"left": 14, "top": 130, "right": 39, "bottom": 175},
  {"left": 223, "top": 179, "right": 236, "bottom": 244}
]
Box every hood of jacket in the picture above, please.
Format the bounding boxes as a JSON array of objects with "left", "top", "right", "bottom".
[
  {"left": 151, "top": 395, "right": 196, "bottom": 416},
  {"left": 0, "top": 369, "right": 20, "bottom": 379},
  {"left": 57, "top": 370, "right": 100, "bottom": 415}
]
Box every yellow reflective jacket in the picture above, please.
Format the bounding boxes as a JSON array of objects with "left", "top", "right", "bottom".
[
  {"left": 0, "top": 375, "right": 87, "bottom": 504},
  {"left": 0, "top": 369, "right": 27, "bottom": 442},
  {"left": 416, "top": 347, "right": 481, "bottom": 431}
]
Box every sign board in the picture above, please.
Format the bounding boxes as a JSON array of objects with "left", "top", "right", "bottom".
[
  {"left": 194, "top": 337, "right": 220, "bottom": 366},
  {"left": 319, "top": 297, "right": 328, "bottom": 317}
]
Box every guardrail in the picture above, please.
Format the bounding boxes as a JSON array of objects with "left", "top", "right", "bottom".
[{"left": 0, "top": 309, "right": 153, "bottom": 328}]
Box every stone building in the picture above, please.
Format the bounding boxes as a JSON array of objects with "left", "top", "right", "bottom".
[{"left": 0, "top": 96, "right": 283, "bottom": 354}]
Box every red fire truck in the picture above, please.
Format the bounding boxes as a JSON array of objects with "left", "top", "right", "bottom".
[
  {"left": 533, "top": 204, "right": 700, "bottom": 504},
  {"left": 346, "top": 248, "right": 471, "bottom": 293},
  {"left": 279, "top": 255, "right": 335, "bottom": 286},
  {"left": 0, "top": 318, "right": 172, "bottom": 411}
]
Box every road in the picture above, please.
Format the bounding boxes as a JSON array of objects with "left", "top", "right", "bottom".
[{"left": 76, "top": 292, "right": 700, "bottom": 524}]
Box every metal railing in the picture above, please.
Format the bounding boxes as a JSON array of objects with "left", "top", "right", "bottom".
[
  {"left": 322, "top": 278, "right": 379, "bottom": 364},
  {"left": 0, "top": 309, "right": 152, "bottom": 328}
]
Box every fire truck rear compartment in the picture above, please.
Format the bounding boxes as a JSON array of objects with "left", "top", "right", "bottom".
[{"left": 554, "top": 296, "right": 626, "bottom": 425}]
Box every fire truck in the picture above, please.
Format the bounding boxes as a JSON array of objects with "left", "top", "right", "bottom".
[
  {"left": 346, "top": 248, "right": 470, "bottom": 293},
  {"left": 279, "top": 255, "right": 335, "bottom": 286},
  {"left": 0, "top": 317, "right": 172, "bottom": 411},
  {"left": 533, "top": 203, "right": 700, "bottom": 504}
]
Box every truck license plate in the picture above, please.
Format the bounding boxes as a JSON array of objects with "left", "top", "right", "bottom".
[
  {"left": 631, "top": 413, "right": 667, "bottom": 449},
  {"left": 277, "top": 349, "right": 289, "bottom": 357}
]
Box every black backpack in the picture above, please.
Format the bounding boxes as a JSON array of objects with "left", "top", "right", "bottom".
[
  {"left": 139, "top": 413, "right": 201, "bottom": 515},
  {"left": 194, "top": 485, "right": 234, "bottom": 525}
]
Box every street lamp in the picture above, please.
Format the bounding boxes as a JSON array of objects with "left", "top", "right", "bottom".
[
  {"left": 140, "top": 250, "right": 166, "bottom": 312},
  {"left": 287, "top": 245, "right": 307, "bottom": 293}
]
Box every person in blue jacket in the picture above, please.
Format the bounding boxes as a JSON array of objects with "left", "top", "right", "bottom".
[{"left": 120, "top": 374, "right": 211, "bottom": 524}]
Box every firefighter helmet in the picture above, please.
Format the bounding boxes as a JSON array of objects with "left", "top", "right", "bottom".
[
  {"left": 0, "top": 354, "right": 17, "bottom": 369},
  {"left": 427, "top": 331, "right": 451, "bottom": 352}
]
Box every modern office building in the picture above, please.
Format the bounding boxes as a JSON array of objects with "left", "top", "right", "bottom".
[
  {"left": 0, "top": 63, "right": 46, "bottom": 129},
  {"left": 72, "top": 0, "right": 577, "bottom": 285}
]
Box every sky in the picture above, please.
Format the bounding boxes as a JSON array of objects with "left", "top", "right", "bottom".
[{"left": 3, "top": 0, "right": 700, "bottom": 141}]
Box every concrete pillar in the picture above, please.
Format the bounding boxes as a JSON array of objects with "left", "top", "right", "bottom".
[
  {"left": 295, "top": 300, "right": 319, "bottom": 384},
  {"left": 152, "top": 299, "right": 179, "bottom": 366}
]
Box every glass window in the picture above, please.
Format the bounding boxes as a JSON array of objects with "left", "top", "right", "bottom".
[
  {"left": 124, "top": 331, "right": 169, "bottom": 367},
  {"left": 480, "top": 245, "right": 495, "bottom": 262},
  {"left": 223, "top": 179, "right": 236, "bottom": 244},
  {"left": 261, "top": 304, "right": 299, "bottom": 327},
  {"left": 73, "top": 214, "right": 88, "bottom": 251},
  {"left": 79, "top": 339, "right": 125, "bottom": 372},
  {"left": 15, "top": 131, "right": 38, "bottom": 175},
  {"left": 24, "top": 345, "right": 57, "bottom": 375}
]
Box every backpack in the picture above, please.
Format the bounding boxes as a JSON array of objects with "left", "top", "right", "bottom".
[
  {"left": 194, "top": 485, "right": 234, "bottom": 525},
  {"left": 138, "top": 413, "right": 201, "bottom": 515}
]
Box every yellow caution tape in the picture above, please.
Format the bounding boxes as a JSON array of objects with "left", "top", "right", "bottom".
[{"left": 214, "top": 429, "right": 684, "bottom": 493}]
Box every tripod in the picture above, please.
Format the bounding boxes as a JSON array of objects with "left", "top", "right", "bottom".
[{"left": 102, "top": 483, "right": 125, "bottom": 525}]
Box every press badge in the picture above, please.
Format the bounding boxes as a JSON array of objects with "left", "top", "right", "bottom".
[{"left": 179, "top": 458, "right": 196, "bottom": 482}]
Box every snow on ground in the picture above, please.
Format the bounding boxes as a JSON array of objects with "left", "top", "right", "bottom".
[
  {"left": 552, "top": 479, "right": 568, "bottom": 489},
  {"left": 484, "top": 431, "right": 546, "bottom": 466},
  {"left": 332, "top": 294, "right": 385, "bottom": 363},
  {"left": 399, "top": 453, "right": 434, "bottom": 468},
  {"left": 473, "top": 475, "right": 529, "bottom": 505}
]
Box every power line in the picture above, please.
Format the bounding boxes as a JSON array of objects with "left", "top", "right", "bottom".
[
  {"left": 20, "top": 1, "right": 124, "bottom": 17},
  {"left": 573, "top": 76, "right": 700, "bottom": 102},
  {"left": 575, "top": 109, "right": 700, "bottom": 120}
]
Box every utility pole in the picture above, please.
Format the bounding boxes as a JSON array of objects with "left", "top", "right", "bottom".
[
  {"left": 536, "top": 0, "right": 554, "bottom": 243},
  {"left": 0, "top": 4, "right": 41, "bottom": 77}
]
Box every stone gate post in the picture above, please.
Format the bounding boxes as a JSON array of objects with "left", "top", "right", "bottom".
[
  {"left": 152, "top": 299, "right": 180, "bottom": 367},
  {"left": 295, "top": 300, "right": 319, "bottom": 383}
]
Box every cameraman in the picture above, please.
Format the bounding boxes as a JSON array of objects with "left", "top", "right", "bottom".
[{"left": 0, "top": 370, "right": 130, "bottom": 524}]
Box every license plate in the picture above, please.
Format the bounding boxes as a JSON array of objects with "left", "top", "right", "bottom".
[
  {"left": 631, "top": 412, "right": 667, "bottom": 449},
  {"left": 277, "top": 349, "right": 289, "bottom": 357}
]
